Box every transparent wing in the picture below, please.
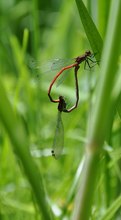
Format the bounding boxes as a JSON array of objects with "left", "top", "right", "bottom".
[
  {"left": 27, "top": 56, "right": 75, "bottom": 73},
  {"left": 51, "top": 58, "right": 74, "bottom": 71},
  {"left": 52, "top": 111, "right": 64, "bottom": 159}
]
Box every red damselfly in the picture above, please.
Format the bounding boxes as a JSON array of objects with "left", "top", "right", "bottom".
[{"left": 48, "top": 51, "right": 98, "bottom": 112}]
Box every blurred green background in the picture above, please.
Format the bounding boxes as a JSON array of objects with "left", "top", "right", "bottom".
[
  {"left": 0, "top": 0, "right": 121, "bottom": 219},
  {"left": 0, "top": 0, "right": 89, "bottom": 218}
]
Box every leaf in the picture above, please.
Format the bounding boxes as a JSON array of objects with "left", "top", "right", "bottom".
[{"left": 75, "top": 0, "right": 103, "bottom": 60}]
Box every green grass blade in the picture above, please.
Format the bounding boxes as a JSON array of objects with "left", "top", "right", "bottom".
[
  {"left": 22, "top": 28, "right": 29, "bottom": 54},
  {"left": 90, "top": 0, "right": 121, "bottom": 142},
  {"left": 31, "top": 0, "right": 40, "bottom": 57},
  {"left": 98, "top": 0, "right": 111, "bottom": 38},
  {"left": 100, "top": 195, "right": 121, "bottom": 220},
  {"left": 75, "top": 0, "right": 103, "bottom": 59},
  {"left": 0, "top": 82, "right": 52, "bottom": 220}
]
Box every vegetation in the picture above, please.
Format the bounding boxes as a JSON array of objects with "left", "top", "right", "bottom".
[{"left": 0, "top": 0, "right": 121, "bottom": 219}]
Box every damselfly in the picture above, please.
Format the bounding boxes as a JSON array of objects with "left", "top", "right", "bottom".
[{"left": 48, "top": 51, "right": 98, "bottom": 112}]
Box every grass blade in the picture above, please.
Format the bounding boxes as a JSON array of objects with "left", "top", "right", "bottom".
[
  {"left": 100, "top": 195, "right": 121, "bottom": 220},
  {"left": 75, "top": 0, "right": 103, "bottom": 59},
  {"left": 0, "top": 61, "right": 52, "bottom": 220}
]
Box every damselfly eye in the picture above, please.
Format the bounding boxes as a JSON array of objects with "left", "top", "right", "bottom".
[{"left": 85, "top": 50, "right": 91, "bottom": 56}]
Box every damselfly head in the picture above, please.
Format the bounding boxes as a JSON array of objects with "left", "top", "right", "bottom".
[{"left": 85, "top": 50, "right": 92, "bottom": 56}]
